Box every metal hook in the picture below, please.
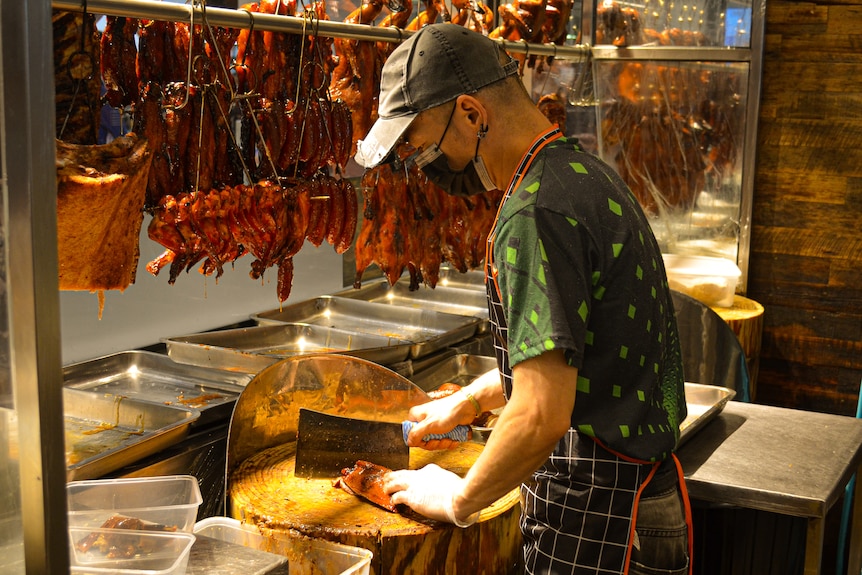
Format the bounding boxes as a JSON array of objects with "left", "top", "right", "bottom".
[
  {"left": 66, "top": 50, "right": 95, "bottom": 83},
  {"left": 239, "top": 8, "right": 255, "bottom": 67},
  {"left": 163, "top": 1, "right": 196, "bottom": 110},
  {"left": 229, "top": 8, "right": 258, "bottom": 97},
  {"left": 80, "top": 0, "right": 89, "bottom": 53},
  {"left": 293, "top": 8, "right": 323, "bottom": 104},
  {"left": 191, "top": 54, "right": 210, "bottom": 86},
  {"left": 198, "top": 0, "right": 239, "bottom": 95},
  {"left": 59, "top": 0, "right": 99, "bottom": 141},
  {"left": 231, "top": 63, "right": 258, "bottom": 99}
]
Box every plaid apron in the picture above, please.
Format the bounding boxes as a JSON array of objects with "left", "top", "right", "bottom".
[{"left": 483, "top": 128, "right": 688, "bottom": 574}]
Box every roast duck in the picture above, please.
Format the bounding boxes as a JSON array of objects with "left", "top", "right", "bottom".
[
  {"left": 334, "top": 460, "right": 399, "bottom": 512},
  {"left": 54, "top": 2, "right": 356, "bottom": 304},
  {"left": 52, "top": 1, "right": 515, "bottom": 307},
  {"left": 55, "top": 0, "right": 728, "bottom": 306}
]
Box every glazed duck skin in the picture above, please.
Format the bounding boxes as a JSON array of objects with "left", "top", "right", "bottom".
[{"left": 334, "top": 460, "right": 398, "bottom": 512}]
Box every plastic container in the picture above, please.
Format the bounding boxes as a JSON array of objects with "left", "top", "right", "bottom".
[
  {"left": 67, "top": 475, "right": 202, "bottom": 533},
  {"left": 663, "top": 253, "right": 742, "bottom": 308},
  {"left": 69, "top": 527, "right": 195, "bottom": 575},
  {"left": 194, "top": 517, "right": 372, "bottom": 575}
]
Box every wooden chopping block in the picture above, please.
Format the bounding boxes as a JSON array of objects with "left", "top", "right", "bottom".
[
  {"left": 230, "top": 441, "right": 522, "bottom": 575},
  {"left": 711, "top": 295, "right": 764, "bottom": 400}
]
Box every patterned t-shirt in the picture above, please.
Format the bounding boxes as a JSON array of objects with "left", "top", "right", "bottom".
[{"left": 492, "top": 133, "right": 686, "bottom": 461}]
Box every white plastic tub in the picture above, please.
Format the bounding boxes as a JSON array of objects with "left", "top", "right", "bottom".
[
  {"left": 67, "top": 475, "right": 202, "bottom": 532},
  {"left": 194, "top": 517, "right": 372, "bottom": 575},
  {"left": 663, "top": 253, "right": 742, "bottom": 308},
  {"left": 69, "top": 527, "right": 195, "bottom": 575}
]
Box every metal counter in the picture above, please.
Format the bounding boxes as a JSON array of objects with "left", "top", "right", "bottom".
[{"left": 676, "top": 401, "right": 862, "bottom": 575}]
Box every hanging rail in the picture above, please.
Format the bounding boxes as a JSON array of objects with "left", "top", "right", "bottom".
[{"left": 52, "top": 0, "right": 592, "bottom": 60}]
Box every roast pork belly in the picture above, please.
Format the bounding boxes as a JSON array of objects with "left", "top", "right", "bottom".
[{"left": 56, "top": 133, "right": 152, "bottom": 294}]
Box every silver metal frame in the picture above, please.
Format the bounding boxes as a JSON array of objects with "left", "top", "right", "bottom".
[
  {"left": 0, "top": 1, "right": 763, "bottom": 570},
  {"left": 735, "top": 0, "right": 766, "bottom": 292},
  {"left": 52, "top": 0, "right": 591, "bottom": 60},
  {"left": 2, "top": 2, "right": 68, "bottom": 574}
]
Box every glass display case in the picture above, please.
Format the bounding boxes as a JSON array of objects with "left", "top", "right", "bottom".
[
  {"left": 528, "top": 0, "right": 763, "bottom": 289},
  {"left": 595, "top": 0, "right": 763, "bottom": 290},
  {"left": 595, "top": 58, "right": 749, "bottom": 262}
]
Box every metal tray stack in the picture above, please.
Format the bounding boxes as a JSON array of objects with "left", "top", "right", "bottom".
[
  {"left": 64, "top": 387, "right": 199, "bottom": 481},
  {"left": 161, "top": 281, "right": 484, "bottom": 375},
  {"left": 64, "top": 351, "right": 250, "bottom": 427},
  {"left": 436, "top": 265, "right": 487, "bottom": 291},
  {"left": 164, "top": 323, "right": 414, "bottom": 374},
  {"left": 252, "top": 296, "right": 482, "bottom": 359},
  {"left": 409, "top": 353, "right": 498, "bottom": 392},
  {"left": 334, "top": 277, "right": 489, "bottom": 332},
  {"left": 62, "top": 350, "right": 256, "bottom": 480}
]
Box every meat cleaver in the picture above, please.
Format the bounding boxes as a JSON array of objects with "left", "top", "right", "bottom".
[{"left": 295, "top": 408, "right": 471, "bottom": 478}]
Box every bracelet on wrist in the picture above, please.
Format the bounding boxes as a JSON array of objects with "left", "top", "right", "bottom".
[
  {"left": 445, "top": 493, "right": 479, "bottom": 528},
  {"left": 462, "top": 390, "right": 481, "bottom": 418}
]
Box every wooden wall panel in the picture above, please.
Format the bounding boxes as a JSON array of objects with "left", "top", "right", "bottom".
[{"left": 749, "top": 0, "right": 862, "bottom": 415}]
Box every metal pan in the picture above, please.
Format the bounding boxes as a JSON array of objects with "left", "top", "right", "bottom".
[
  {"left": 333, "top": 278, "right": 490, "bottom": 333},
  {"left": 408, "top": 354, "right": 501, "bottom": 443},
  {"left": 252, "top": 296, "right": 482, "bottom": 359},
  {"left": 64, "top": 388, "right": 199, "bottom": 481},
  {"left": 408, "top": 353, "right": 498, "bottom": 392},
  {"left": 437, "top": 265, "right": 487, "bottom": 291},
  {"left": 163, "top": 323, "right": 413, "bottom": 374},
  {"left": 679, "top": 382, "right": 736, "bottom": 445},
  {"left": 64, "top": 350, "right": 249, "bottom": 427}
]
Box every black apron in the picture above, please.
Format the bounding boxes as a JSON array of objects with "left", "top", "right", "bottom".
[{"left": 483, "top": 128, "right": 692, "bottom": 575}]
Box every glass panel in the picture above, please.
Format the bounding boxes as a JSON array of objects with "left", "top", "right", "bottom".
[
  {"left": 594, "top": 0, "right": 753, "bottom": 48},
  {"left": 0, "top": 411, "right": 23, "bottom": 574},
  {"left": 595, "top": 59, "right": 749, "bottom": 260},
  {"left": 0, "top": 150, "right": 24, "bottom": 574}
]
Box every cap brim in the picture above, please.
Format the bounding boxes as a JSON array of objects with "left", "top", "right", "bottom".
[{"left": 354, "top": 112, "right": 417, "bottom": 169}]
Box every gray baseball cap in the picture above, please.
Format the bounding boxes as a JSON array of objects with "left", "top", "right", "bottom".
[{"left": 354, "top": 23, "right": 519, "bottom": 168}]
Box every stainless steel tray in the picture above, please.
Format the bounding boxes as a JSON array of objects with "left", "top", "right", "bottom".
[
  {"left": 437, "top": 265, "right": 487, "bottom": 291},
  {"left": 64, "top": 350, "right": 249, "bottom": 427},
  {"left": 334, "top": 278, "right": 490, "bottom": 333},
  {"left": 679, "top": 382, "right": 735, "bottom": 445},
  {"left": 164, "top": 323, "right": 413, "bottom": 374},
  {"left": 408, "top": 353, "right": 498, "bottom": 392},
  {"left": 64, "top": 387, "right": 199, "bottom": 481},
  {"left": 252, "top": 296, "right": 482, "bottom": 359}
]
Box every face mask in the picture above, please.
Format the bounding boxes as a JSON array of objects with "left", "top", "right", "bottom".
[{"left": 412, "top": 107, "right": 496, "bottom": 197}]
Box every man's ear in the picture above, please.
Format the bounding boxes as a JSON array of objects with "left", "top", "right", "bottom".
[{"left": 456, "top": 94, "right": 488, "bottom": 134}]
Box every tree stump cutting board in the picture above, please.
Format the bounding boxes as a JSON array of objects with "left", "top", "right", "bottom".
[
  {"left": 230, "top": 440, "right": 522, "bottom": 575},
  {"left": 711, "top": 294, "right": 764, "bottom": 400}
]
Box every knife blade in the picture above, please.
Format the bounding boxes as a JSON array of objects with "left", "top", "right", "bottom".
[
  {"left": 295, "top": 408, "right": 471, "bottom": 478},
  {"left": 296, "top": 409, "right": 409, "bottom": 478}
]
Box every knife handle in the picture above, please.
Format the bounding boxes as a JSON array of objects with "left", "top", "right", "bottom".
[{"left": 402, "top": 421, "right": 471, "bottom": 444}]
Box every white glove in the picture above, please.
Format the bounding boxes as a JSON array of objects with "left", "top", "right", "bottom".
[{"left": 385, "top": 464, "right": 479, "bottom": 527}]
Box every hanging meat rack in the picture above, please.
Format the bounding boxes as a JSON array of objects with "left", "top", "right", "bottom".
[{"left": 52, "top": 0, "right": 591, "bottom": 60}]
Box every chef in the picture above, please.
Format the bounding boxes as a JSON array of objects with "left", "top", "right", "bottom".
[{"left": 355, "top": 24, "right": 692, "bottom": 575}]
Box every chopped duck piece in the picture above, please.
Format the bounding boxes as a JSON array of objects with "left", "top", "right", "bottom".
[{"left": 334, "top": 460, "right": 398, "bottom": 512}]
